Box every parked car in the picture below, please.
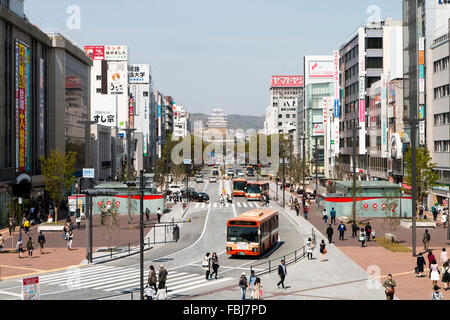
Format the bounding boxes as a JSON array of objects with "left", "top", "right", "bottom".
[
  {"left": 195, "top": 175, "right": 204, "bottom": 183},
  {"left": 196, "top": 192, "right": 210, "bottom": 202},
  {"left": 209, "top": 176, "right": 217, "bottom": 183}
]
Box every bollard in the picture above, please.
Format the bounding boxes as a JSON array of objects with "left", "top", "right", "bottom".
[
  {"left": 131, "top": 292, "right": 133, "bottom": 300},
  {"left": 269, "top": 260, "right": 271, "bottom": 273},
  {"left": 295, "top": 250, "right": 297, "bottom": 262},
  {"left": 128, "top": 243, "right": 130, "bottom": 254}
]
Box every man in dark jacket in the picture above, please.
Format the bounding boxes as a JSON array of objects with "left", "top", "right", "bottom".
[
  {"left": 326, "top": 224, "right": 334, "bottom": 243},
  {"left": 338, "top": 222, "right": 347, "bottom": 240},
  {"left": 352, "top": 222, "right": 358, "bottom": 238},
  {"left": 277, "top": 260, "right": 287, "bottom": 289},
  {"left": 158, "top": 265, "right": 168, "bottom": 289},
  {"left": 365, "top": 223, "right": 372, "bottom": 242}
]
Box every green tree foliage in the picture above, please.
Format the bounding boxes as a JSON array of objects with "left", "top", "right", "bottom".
[
  {"left": 403, "top": 146, "right": 439, "bottom": 209},
  {"left": 40, "top": 150, "right": 77, "bottom": 222}
]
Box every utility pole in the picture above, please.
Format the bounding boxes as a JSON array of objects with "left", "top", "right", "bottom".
[
  {"left": 406, "top": 117, "right": 419, "bottom": 256},
  {"left": 351, "top": 126, "right": 361, "bottom": 223},
  {"left": 77, "top": 120, "right": 96, "bottom": 189},
  {"left": 183, "top": 159, "right": 192, "bottom": 203},
  {"left": 139, "top": 169, "right": 144, "bottom": 300},
  {"left": 123, "top": 126, "right": 136, "bottom": 225},
  {"left": 299, "top": 136, "right": 308, "bottom": 193},
  {"left": 282, "top": 158, "right": 286, "bottom": 208},
  {"left": 313, "top": 136, "right": 319, "bottom": 197}
]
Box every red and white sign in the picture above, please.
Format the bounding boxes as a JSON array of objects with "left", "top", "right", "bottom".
[
  {"left": 271, "top": 75, "right": 304, "bottom": 88},
  {"left": 373, "top": 204, "right": 378, "bottom": 209},
  {"left": 22, "top": 277, "right": 39, "bottom": 300},
  {"left": 382, "top": 203, "right": 386, "bottom": 209},
  {"left": 84, "top": 46, "right": 105, "bottom": 60},
  {"left": 333, "top": 50, "right": 339, "bottom": 100},
  {"left": 363, "top": 203, "right": 369, "bottom": 209},
  {"left": 116, "top": 201, "right": 121, "bottom": 207},
  {"left": 309, "top": 61, "right": 333, "bottom": 78}
]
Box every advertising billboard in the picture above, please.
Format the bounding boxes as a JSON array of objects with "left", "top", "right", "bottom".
[
  {"left": 39, "top": 58, "right": 45, "bottom": 159},
  {"left": 84, "top": 46, "right": 105, "bottom": 60},
  {"left": 84, "top": 45, "right": 128, "bottom": 61},
  {"left": 128, "top": 64, "right": 150, "bottom": 84},
  {"left": 108, "top": 61, "right": 127, "bottom": 95},
  {"left": 358, "top": 27, "right": 366, "bottom": 155},
  {"left": 15, "top": 40, "right": 30, "bottom": 173},
  {"left": 308, "top": 60, "right": 333, "bottom": 78},
  {"left": 271, "top": 75, "right": 304, "bottom": 88},
  {"left": 313, "top": 123, "right": 324, "bottom": 135}
]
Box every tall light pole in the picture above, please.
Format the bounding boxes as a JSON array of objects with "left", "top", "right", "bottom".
[
  {"left": 139, "top": 170, "right": 144, "bottom": 300},
  {"left": 299, "top": 136, "right": 309, "bottom": 193},
  {"left": 312, "top": 136, "right": 320, "bottom": 197},
  {"left": 183, "top": 159, "right": 192, "bottom": 203}
]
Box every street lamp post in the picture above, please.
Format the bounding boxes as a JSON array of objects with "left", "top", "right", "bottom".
[
  {"left": 139, "top": 170, "right": 144, "bottom": 300},
  {"left": 299, "top": 136, "right": 309, "bottom": 193},
  {"left": 183, "top": 159, "right": 192, "bottom": 203},
  {"left": 351, "top": 126, "right": 361, "bottom": 223}
]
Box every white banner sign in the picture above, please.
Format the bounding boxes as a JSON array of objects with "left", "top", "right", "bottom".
[{"left": 108, "top": 61, "right": 127, "bottom": 95}]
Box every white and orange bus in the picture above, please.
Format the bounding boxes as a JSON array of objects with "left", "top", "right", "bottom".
[
  {"left": 245, "top": 181, "right": 269, "bottom": 201},
  {"left": 226, "top": 209, "right": 279, "bottom": 256},
  {"left": 232, "top": 178, "right": 247, "bottom": 197}
]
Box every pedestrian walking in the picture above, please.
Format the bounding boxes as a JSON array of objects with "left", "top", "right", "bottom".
[
  {"left": 326, "top": 224, "right": 333, "bottom": 243},
  {"left": 431, "top": 285, "right": 443, "bottom": 300},
  {"left": 306, "top": 237, "right": 314, "bottom": 260},
  {"left": 432, "top": 205, "right": 438, "bottom": 221},
  {"left": 359, "top": 228, "right": 366, "bottom": 247},
  {"left": 0, "top": 234, "right": 4, "bottom": 252},
  {"left": 8, "top": 218, "right": 14, "bottom": 235},
  {"left": 23, "top": 219, "right": 30, "bottom": 235},
  {"left": 65, "top": 230, "right": 73, "bottom": 250},
  {"left": 252, "top": 277, "right": 263, "bottom": 300},
  {"left": 295, "top": 203, "right": 300, "bottom": 216},
  {"left": 277, "top": 259, "right": 287, "bottom": 289},
  {"left": 210, "top": 252, "right": 219, "bottom": 279},
  {"left": 322, "top": 209, "right": 328, "bottom": 224},
  {"left": 440, "top": 248, "right": 448, "bottom": 264},
  {"left": 365, "top": 222, "right": 372, "bottom": 242},
  {"left": 158, "top": 265, "right": 168, "bottom": 290},
  {"left": 371, "top": 227, "right": 376, "bottom": 241},
  {"left": 441, "top": 212, "right": 448, "bottom": 228},
  {"left": 338, "top": 222, "right": 346, "bottom": 240},
  {"left": 319, "top": 240, "right": 327, "bottom": 262},
  {"left": 383, "top": 274, "right": 396, "bottom": 300},
  {"left": 428, "top": 250, "right": 436, "bottom": 266},
  {"left": 423, "top": 229, "right": 431, "bottom": 251},
  {"left": 16, "top": 238, "right": 24, "bottom": 258},
  {"left": 148, "top": 265, "right": 158, "bottom": 293},
  {"left": 351, "top": 221, "right": 358, "bottom": 238},
  {"left": 239, "top": 273, "right": 248, "bottom": 300},
  {"left": 26, "top": 237, "right": 35, "bottom": 257},
  {"left": 303, "top": 205, "right": 309, "bottom": 220},
  {"left": 430, "top": 259, "right": 440, "bottom": 287},
  {"left": 330, "top": 207, "right": 336, "bottom": 225},
  {"left": 248, "top": 270, "right": 257, "bottom": 298},
  {"left": 75, "top": 212, "right": 81, "bottom": 230},
  {"left": 202, "top": 252, "right": 211, "bottom": 280},
  {"left": 442, "top": 261, "right": 450, "bottom": 291},
  {"left": 157, "top": 207, "right": 161, "bottom": 223},
  {"left": 416, "top": 253, "right": 426, "bottom": 278},
  {"left": 38, "top": 231, "right": 46, "bottom": 254},
  {"left": 419, "top": 204, "right": 424, "bottom": 219}
]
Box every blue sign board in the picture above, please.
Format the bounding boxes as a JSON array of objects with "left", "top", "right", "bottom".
[{"left": 334, "top": 99, "right": 340, "bottom": 118}]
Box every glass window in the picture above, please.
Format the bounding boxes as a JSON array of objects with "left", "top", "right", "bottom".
[{"left": 227, "top": 226, "right": 259, "bottom": 242}]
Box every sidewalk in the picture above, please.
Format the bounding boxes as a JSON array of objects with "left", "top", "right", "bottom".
[
  {"left": 0, "top": 204, "right": 185, "bottom": 279},
  {"left": 281, "top": 185, "right": 450, "bottom": 300}
]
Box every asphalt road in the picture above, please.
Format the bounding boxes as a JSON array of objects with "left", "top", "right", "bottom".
[{"left": 0, "top": 165, "right": 306, "bottom": 300}]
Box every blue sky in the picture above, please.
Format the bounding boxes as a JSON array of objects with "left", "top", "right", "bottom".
[{"left": 25, "top": 0, "right": 402, "bottom": 116}]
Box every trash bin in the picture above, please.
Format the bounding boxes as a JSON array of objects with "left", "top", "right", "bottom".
[{"left": 172, "top": 225, "right": 179, "bottom": 242}]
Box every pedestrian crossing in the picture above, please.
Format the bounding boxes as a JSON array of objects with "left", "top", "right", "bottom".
[
  {"left": 26, "top": 265, "right": 233, "bottom": 297},
  {"left": 193, "top": 201, "right": 272, "bottom": 209}
]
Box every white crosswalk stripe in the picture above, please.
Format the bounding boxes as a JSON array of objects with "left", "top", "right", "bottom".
[
  {"left": 28, "top": 265, "right": 232, "bottom": 297},
  {"left": 236, "top": 202, "right": 241, "bottom": 207},
  {"left": 242, "top": 202, "right": 247, "bottom": 208}
]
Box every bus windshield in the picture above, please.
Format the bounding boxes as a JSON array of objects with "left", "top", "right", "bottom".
[
  {"left": 233, "top": 181, "right": 247, "bottom": 191},
  {"left": 247, "top": 185, "right": 261, "bottom": 194},
  {"left": 227, "top": 226, "right": 259, "bottom": 243}
]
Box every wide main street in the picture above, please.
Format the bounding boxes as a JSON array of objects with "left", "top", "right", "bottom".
[{"left": 0, "top": 166, "right": 310, "bottom": 300}]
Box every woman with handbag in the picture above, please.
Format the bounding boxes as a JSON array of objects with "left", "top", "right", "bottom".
[
  {"left": 383, "top": 274, "right": 396, "bottom": 300},
  {"left": 202, "top": 252, "right": 211, "bottom": 280},
  {"left": 319, "top": 239, "right": 327, "bottom": 262},
  {"left": 210, "top": 252, "right": 219, "bottom": 279},
  {"left": 252, "top": 277, "right": 263, "bottom": 300}
]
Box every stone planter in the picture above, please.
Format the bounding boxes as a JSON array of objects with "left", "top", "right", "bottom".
[
  {"left": 400, "top": 219, "right": 436, "bottom": 229},
  {"left": 38, "top": 224, "right": 65, "bottom": 232}
]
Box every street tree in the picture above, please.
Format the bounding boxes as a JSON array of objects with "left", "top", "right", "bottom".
[
  {"left": 403, "top": 146, "right": 439, "bottom": 212},
  {"left": 40, "top": 150, "right": 77, "bottom": 223}
]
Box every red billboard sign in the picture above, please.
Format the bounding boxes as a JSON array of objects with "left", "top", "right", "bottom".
[
  {"left": 271, "top": 75, "right": 304, "bottom": 88},
  {"left": 84, "top": 46, "right": 105, "bottom": 60}
]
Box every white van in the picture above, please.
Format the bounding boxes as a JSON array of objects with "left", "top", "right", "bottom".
[{"left": 168, "top": 185, "right": 181, "bottom": 193}]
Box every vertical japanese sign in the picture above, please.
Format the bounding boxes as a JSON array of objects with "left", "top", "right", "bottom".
[
  {"left": 39, "top": 58, "right": 45, "bottom": 158},
  {"left": 381, "top": 74, "right": 388, "bottom": 158},
  {"left": 15, "top": 40, "right": 30, "bottom": 172},
  {"left": 358, "top": 28, "right": 366, "bottom": 154},
  {"left": 108, "top": 61, "right": 127, "bottom": 95},
  {"left": 22, "top": 277, "right": 40, "bottom": 300}
]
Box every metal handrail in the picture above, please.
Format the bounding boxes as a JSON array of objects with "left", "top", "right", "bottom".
[{"left": 250, "top": 227, "right": 316, "bottom": 276}]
